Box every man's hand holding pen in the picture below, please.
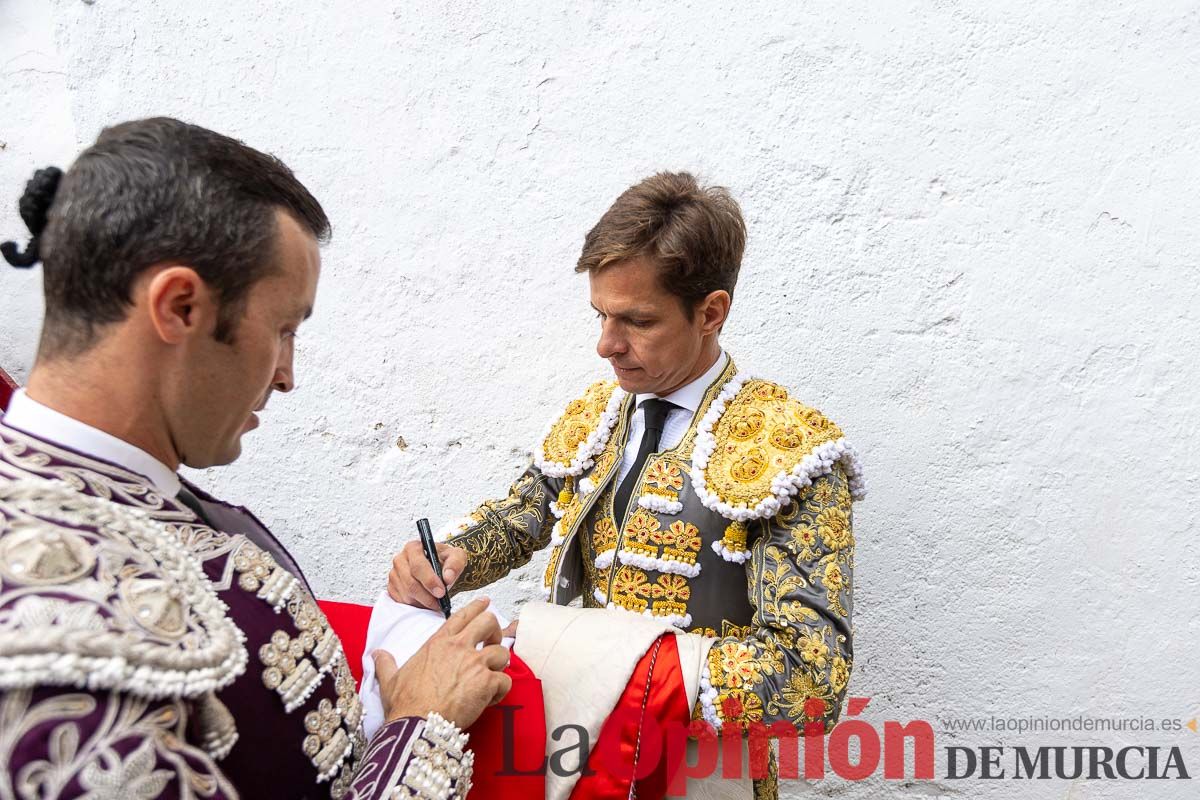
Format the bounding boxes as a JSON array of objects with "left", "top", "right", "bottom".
[{"left": 388, "top": 538, "right": 469, "bottom": 609}]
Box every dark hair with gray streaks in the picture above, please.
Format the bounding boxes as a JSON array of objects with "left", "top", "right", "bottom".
[{"left": 2, "top": 117, "right": 330, "bottom": 357}]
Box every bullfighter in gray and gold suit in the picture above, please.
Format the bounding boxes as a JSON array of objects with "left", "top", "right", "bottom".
[{"left": 389, "top": 172, "right": 866, "bottom": 798}]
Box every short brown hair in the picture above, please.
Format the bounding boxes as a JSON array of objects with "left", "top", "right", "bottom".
[{"left": 575, "top": 172, "right": 746, "bottom": 315}]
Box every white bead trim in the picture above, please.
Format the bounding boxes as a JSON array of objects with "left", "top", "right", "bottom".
[
  {"left": 689, "top": 373, "right": 868, "bottom": 522},
  {"left": 616, "top": 548, "right": 702, "bottom": 578},
  {"left": 605, "top": 602, "right": 691, "bottom": 629},
  {"left": 548, "top": 501, "right": 565, "bottom": 520},
  {"left": 579, "top": 477, "right": 596, "bottom": 496},
  {"left": 534, "top": 386, "right": 627, "bottom": 478},
  {"left": 594, "top": 548, "right": 616, "bottom": 570},
  {"left": 697, "top": 661, "right": 722, "bottom": 731},
  {"left": 710, "top": 540, "right": 752, "bottom": 564},
  {"left": 637, "top": 494, "right": 683, "bottom": 515},
  {"left": 593, "top": 587, "right": 608, "bottom": 604},
  {"left": 549, "top": 519, "right": 567, "bottom": 547}
]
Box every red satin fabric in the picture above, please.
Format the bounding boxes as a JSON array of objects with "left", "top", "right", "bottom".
[
  {"left": 569, "top": 633, "right": 691, "bottom": 800},
  {"left": 464, "top": 652, "right": 547, "bottom": 799},
  {"left": 317, "top": 600, "right": 374, "bottom": 686},
  {"left": 318, "top": 599, "right": 547, "bottom": 799}
]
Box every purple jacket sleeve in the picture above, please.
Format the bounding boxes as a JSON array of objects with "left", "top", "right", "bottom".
[{"left": 344, "top": 714, "right": 475, "bottom": 800}]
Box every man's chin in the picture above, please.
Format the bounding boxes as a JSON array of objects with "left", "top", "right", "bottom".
[
  {"left": 612, "top": 366, "right": 649, "bottom": 393},
  {"left": 184, "top": 439, "right": 244, "bottom": 470}
]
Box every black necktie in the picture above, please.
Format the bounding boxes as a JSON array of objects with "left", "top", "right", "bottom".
[{"left": 613, "top": 398, "right": 677, "bottom": 524}]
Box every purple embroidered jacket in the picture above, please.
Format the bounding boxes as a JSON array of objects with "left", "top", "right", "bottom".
[{"left": 0, "top": 420, "right": 473, "bottom": 799}]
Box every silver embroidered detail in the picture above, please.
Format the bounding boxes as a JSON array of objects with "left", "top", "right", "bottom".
[
  {"left": 393, "top": 712, "right": 474, "bottom": 799},
  {"left": 0, "top": 478, "right": 247, "bottom": 699}
]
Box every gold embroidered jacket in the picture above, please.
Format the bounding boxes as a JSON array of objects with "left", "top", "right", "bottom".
[{"left": 443, "top": 358, "right": 866, "bottom": 735}]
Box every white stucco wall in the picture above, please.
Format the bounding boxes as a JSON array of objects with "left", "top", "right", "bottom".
[{"left": 2, "top": 2, "right": 1198, "bottom": 797}]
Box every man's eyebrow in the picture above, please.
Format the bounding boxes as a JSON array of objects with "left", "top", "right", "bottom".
[{"left": 589, "top": 303, "right": 655, "bottom": 318}]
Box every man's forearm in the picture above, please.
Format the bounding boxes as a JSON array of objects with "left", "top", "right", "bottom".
[{"left": 444, "top": 465, "right": 560, "bottom": 592}]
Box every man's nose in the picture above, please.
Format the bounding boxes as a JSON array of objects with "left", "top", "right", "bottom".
[
  {"left": 272, "top": 367, "right": 294, "bottom": 393},
  {"left": 596, "top": 321, "right": 626, "bottom": 359},
  {"left": 273, "top": 340, "right": 296, "bottom": 393}
]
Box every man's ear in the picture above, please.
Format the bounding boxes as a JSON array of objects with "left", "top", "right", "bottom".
[
  {"left": 697, "top": 289, "right": 731, "bottom": 335},
  {"left": 145, "top": 266, "right": 216, "bottom": 344}
]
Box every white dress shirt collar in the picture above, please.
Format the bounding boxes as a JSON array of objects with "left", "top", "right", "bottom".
[
  {"left": 3, "top": 389, "right": 181, "bottom": 496},
  {"left": 635, "top": 350, "right": 730, "bottom": 414}
]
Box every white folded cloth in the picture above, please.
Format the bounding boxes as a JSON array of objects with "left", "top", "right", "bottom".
[{"left": 358, "top": 592, "right": 511, "bottom": 738}]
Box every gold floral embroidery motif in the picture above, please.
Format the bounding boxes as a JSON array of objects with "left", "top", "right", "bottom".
[
  {"left": 703, "top": 380, "right": 844, "bottom": 506},
  {"left": 797, "top": 627, "right": 831, "bottom": 670},
  {"left": 592, "top": 516, "right": 618, "bottom": 557},
  {"left": 729, "top": 448, "right": 768, "bottom": 483},
  {"left": 816, "top": 506, "right": 852, "bottom": 551},
  {"left": 649, "top": 574, "right": 691, "bottom": 618},
  {"left": 726, "top": 407, "right": 765, "bottom": 441},
  {"left": 787, "top": 524, "right": 820, "bottom": 562},
  {"left": 610, "top": 565, "right": 650, "bottom": 612},
  {"left": 657, "top": 520, "right": 701, "bottom": 565},
  {"left": 642, "top": 460, "right": 684, "bottom": 503},
  {"left": 712, "top": 641, "right": 761, "bottom": 689},
  {"left": 540, "top": 382, "right": 618, "bottom": 466},
  {"left": 621, "top": 508, "right": 661, "bottom": 558},
  {"left": 720, "top": 689, "right": 765, "bottom": 725},
  {"left": 767, "top": 669, "right": 834, "bottom": 727},
  {"left": 645, "top": 461, "right": 684, "bottom": 490},
  {"left": 814, "top": 555, "right": 849, "bottom": 617},
  {"left": 609, "top": 565, "right": 693, "bottom": 619},
  {"left": 768, "top": 424, "right": 808, "bottom": 450},
  {"left": 830, "top": 656, "right": 850, "bottom": 694}
]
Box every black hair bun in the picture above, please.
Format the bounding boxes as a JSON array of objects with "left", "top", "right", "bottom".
[{"left": 2, "top": 166, "right": 63, "bottom": 268}]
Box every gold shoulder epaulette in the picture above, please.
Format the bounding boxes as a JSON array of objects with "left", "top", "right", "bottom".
[
  {"left": 690, "top": 374, "right": 866, "bottom": 523},
  {"left": 534, "top": 380, "right": 627, "bottom": 478}
]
